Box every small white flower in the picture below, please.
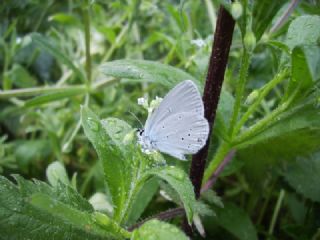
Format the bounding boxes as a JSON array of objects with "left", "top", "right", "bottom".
[
  {"left": 137, "top": 97, "right": 146, "bottom": 105},
  {"left": 191, "top": 39, "right": 206, "bottom": 48},
  {"left": 149, "top": 96, "right": 163, "bottom": 112}
]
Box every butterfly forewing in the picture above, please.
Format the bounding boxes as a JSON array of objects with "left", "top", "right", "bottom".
[
  {"left": 145, "top": 80, "right": 204, "bottom": 135},
  {"left": 150, "top": 112, "right": 209, "bottom": 160}
]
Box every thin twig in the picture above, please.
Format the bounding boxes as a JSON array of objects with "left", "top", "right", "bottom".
[
  {"left": 270, "top": 0, "right": 300, "bottom": 33},
  {"left": 127, "top": 207, "right": 185, "bottom": 231},
  {"left": 200, "top": 149, "right": 236, "bottom": 194}
]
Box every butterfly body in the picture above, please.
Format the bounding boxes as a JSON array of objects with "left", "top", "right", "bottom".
[{"left": 138, "top": 80, "right": 209, "bottom": 160}]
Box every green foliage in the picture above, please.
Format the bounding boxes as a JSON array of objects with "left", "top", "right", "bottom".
[
  {"left": 131, "top": 220, "right": 188, "bottom": 240},
  {"left": 0, "top": 176, "right": 120, "bottom": 240},
  {"left": 252, "top": 0, "right": 287, "bottom": 40},
  {"left": 81, "top": 107, "right": 133, "bottom": 221},
  {"left": 283, "top": 152, "right": 320, "bottom": 202},
  {"left": 205, "top": 202, "right": 258, "bottom": 240},
  {"left": 1, "top": 1, "right": 320, "bottom": 239},
  {"left": 31, "top": 33, "right": 86, "bottom": 82},
  {"left": 99, "top": 59, "right": 199, "bottom": 88},
  {"left": 143, "top": 166, "right": 197, "bottom": 224},
  {"left": 81, "top": 106, "right": 197, "bottom": 225}
]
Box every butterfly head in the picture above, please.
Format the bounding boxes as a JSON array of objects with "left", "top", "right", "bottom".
[{"left": 136, "top": 128, "right": 157, "bottom": 154}]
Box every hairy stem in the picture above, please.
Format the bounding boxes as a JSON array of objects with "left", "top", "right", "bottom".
[
  {"left": 232, "top": 68, "right": 289, "bottom": 136},
  {"left": 229, "top": 49, "right": 251, "bottom": 138}
]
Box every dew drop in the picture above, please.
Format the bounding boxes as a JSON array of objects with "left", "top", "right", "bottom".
[{"left": 87, "top": 117, "right": 99, "bottom": 131}]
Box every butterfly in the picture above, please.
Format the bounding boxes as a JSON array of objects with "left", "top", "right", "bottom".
[{"left": 137, "top": 80, "right": 209, "bottom": 160}]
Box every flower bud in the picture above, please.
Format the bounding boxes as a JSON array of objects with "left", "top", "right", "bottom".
[
  {"left": 244, "top": 31, "right": 256, "bottom": 52},
  {"left": 46, "top": 161, "right": 69, "bottom": 187},
  {"left": 231, "top": 1, "right": 243, "bottom": 20}
]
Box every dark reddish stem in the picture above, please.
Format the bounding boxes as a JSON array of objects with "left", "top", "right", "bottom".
[
  {"left": 127, "top": 208, "right": 185, "bottom": 231},
  {"left": 183, "top": 6, "right": 235, "bottom": 236},
  {"left": 200, "top": 149, "right": 236, "bottom": 193},
  {"left": 190, "top": 6, "right": 235, "bottom": 200}
]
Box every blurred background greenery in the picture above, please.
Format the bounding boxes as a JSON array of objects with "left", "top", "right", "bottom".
[{"left": 1, "top": 0, "right": 320, "bottom": 239}]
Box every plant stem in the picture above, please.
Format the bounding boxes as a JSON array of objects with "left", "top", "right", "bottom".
[
  {"left": 0, "top": 85, "right": 87, "bottom": 99},
  {"left": 189, "top": 6, "right": 235, "bottom": 200},
  {"left": 203, "top": 142, "right": 231, "bottom": 184},
  {"left": 184, "top": 5, "right": 235, "bottom": 236},
  {"left": 128, "top": 208, "right": 185, "bottom": 231},
  {"left": 232, "top": 89, "right": 297, "bottom": 147},
  {"left": 268, "top": 189, "right": 285, "bottom": 239},
  {"left": 101, "top": 23, "right": 129, "bottom": 63},
  {"left": 270, "top": 0, "right": 301, "bottom": 33},
  {"left": 201, "top": 149, "right": 236, "bottom": 193},
  {"left": 232, "top": 68, "right": 289, "bottom": 136},
  {"left": 83, "top": 1, "right": 92, "bottom": 84},
  {"left": 229, "top": 49, "right": 251, "bottom": 138}
]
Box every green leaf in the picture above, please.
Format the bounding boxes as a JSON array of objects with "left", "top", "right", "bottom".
[
  {"left": 0, "top": 176, "right": 119, "bottom": 240},
  {"left": 131, "top": 219, "right": 188, "bottom": 240},
  {"left": 205, "top": 202, "right": 258, "bottom": 240},
  {"left": 287, "top": 47, "right": 313, "bottom": 96},
  {"left": 252, "top": 0, "right": 287, "bottom": 40},
  {"left": 237, "top": 98, "right": 320, "bottom": 186},
  {"left": 143, "top": 166, "right": 196, "bottom": 224},
  {"left": 48, "top": 13, "right": 81, "bottom": 26},
  {"left": 99, "top": 59, "right": 199, "bottom": 88},
  {"left": 283, "top": 152, "right": 320, "bottom": 202},
  {"left": 214, "top": 89, "right": 235, "bottom": 141},
  {"left": 31, "top": 33, "right": 85, "bottom": 82},
  {"left": 126, "top": 178, "right": 159, "bottom": 225},
  {"left": 6, "top": 63, "right": 37, "bottom": 88},
  {"left": 286, "top": 15, "right": 320, "bottom": 50},
  {"left": 286, "top": 45, "right": 320, "bottom": 99},
  {"left": 24, "top": 87, "right": 87, "bottom": 107},
  {"left": 81, "top": 107, "right": 133, "bottom": 221}
]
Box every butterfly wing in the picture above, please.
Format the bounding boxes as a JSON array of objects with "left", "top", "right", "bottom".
[
  {"left": 144, "top": 80, "right": 204, "bottom": 135},
  {"left": 149, "top": 112, "right": 209, "bottom": 160}
]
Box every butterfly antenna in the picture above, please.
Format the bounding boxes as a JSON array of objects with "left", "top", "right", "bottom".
[{"left": 127, "top": 110, "right": 143, "bottom": 128}]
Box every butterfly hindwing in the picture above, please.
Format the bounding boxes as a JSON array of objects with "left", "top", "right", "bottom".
[{"left": 150, "top": 112, "right": 209, "bottom": 160}]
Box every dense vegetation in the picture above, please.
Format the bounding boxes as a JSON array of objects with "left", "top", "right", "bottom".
[{"left": 0, "top": 1, "right": 320, "bottom": 239}]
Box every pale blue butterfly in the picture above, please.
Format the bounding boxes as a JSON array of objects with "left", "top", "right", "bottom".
[{"left": 138, "top": 80, "right": 209, "bottom": 160}]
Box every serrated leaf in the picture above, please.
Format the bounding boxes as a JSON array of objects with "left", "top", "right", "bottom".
[
  {"left": 81, "top": 107, "right": 133, "bottom": 221},
  {"left": 131, "top": 219, "right": 188, "bottom": 240},
  {"left": 286, "top": 15, "right": 320, "bottom": 50},
  {"left": 99, "top": 59, "right": 199, "bottom": 88},
  {"left": 0, "top": 176, "right": 118, "bottom": 240},
  {"left": 143, "top": 166, "right": 196, "bottom": 224},
  {"left": 283, "top": 152, "right": 320, "bottom": 202},
  {"left": 31, "top": 33, "right": 85, "bottom": 82}
]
